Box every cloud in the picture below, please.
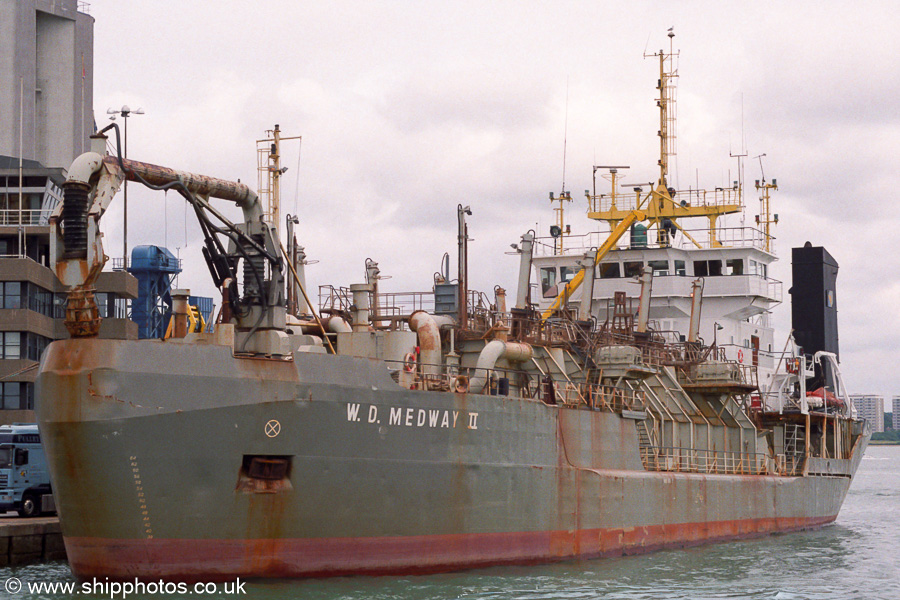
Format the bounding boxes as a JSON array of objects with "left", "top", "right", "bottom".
[{"left": 88, "top": 1, "right": 900, "bottom": 398}]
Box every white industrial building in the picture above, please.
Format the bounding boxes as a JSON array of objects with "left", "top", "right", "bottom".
[
  {"left": 0, "top": 0, "right": 95, "bottom": 170},
  {"left": 850, "top": 394, "right": 884, "bottom": 433}
]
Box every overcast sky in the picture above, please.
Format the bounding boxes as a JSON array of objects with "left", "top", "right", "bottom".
[{"left": 88, "top": 1, "right": 900, "bottom": 401}]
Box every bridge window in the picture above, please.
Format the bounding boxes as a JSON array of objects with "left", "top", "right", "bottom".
[
  {"left": 648, "top": 260, "right": 669, "bottom": 276},
  {"left": 726, "top": 259, "right": 744, "bottom": 275},
  {"left": 540, "top": 267, "right": 557, "bottom": 297},
  {"left": 674, "top": 260, "right": 686, "bottom": 276},
  {"left": 693, "top": 260, "right": 722, "bottom": 277},
  {"left": 624, "top": 261, "right": 643, "bottom": 278},
  {"left": 599, "top": 263, "right": 620, "bottom": 279}
]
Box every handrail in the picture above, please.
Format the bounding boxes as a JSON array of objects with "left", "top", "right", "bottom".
[
  {"left": 0, "top": 209, "right": 49, "bottom": 226},
  {"left": 533, "top": 225, "right": 773, "bottom": 256},
  {"left": 640, "top": 446, "right": 769, "bottom": 475}
]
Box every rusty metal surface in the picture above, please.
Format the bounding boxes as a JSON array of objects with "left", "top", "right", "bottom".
[
  {"left": 105, "top": 156, "right": 254, "bottom": 205},
  {"left": 64, "top": 286, "right": 101, "bottom": 337},
  {"left": 61, "top": 515, "right": 837, "bottom": 580},
  {"left": 35, "top": 338, "right": 867, "bottom": 580}
]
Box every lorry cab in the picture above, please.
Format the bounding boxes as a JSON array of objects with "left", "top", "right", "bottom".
[{"left": 0, "top": 424, "right": 54, "bottom": 517}]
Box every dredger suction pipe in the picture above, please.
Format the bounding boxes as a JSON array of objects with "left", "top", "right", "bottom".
[
  {"left": 409, "top": 311, "right": 455, "bottom": 375},
  {"left": 469, "top": 340, "right": 533, "bottom": 394}
]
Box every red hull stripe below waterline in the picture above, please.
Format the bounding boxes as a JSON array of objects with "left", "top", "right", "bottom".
[{"left": 65, "top": 515, "right": 836, "bottom": 580}]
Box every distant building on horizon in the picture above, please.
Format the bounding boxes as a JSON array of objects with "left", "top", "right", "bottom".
[
  {"left": 893, "top": 396, "right": 900, "bottom": 430},
  {"left": 0, "top": 0, "right": 95, "bottom": 170},
  {"left": 850, "top": 394, "right": 884, "bottom": 433},
  {"left": 0, "top": 1, "right": 138, "bottom": 426}
]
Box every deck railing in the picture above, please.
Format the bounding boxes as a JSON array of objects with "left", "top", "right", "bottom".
[
  {"left": 586, "top": 384, "right": 645, "bottom": 412},
  {"left": 640, "top": 446, "right": 768, "bottom": 475},
  {"left": 775, "top": 453, "right": 805, "bottom": 477},
  {"left": 533, "top": 225, "right": 773, "bottom": 256},
  {"left": 0, "top": 209, "right": 47, "bottom": 226}
]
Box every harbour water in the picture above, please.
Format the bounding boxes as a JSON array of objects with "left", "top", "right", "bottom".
[{"left": 4, "top": 445, "right": 897, "bottom": 600}]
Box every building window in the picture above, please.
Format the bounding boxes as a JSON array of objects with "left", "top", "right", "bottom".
[
  {"left": 26, "top": 333, "right": 51, "bottom": 361},
  {"left": 1, "top": 282, "right": 22, "bottom": 309},
  {"left": 26, "top": 283, "right": 53, "bottom": 317},
  {"left": 0, "top": 332, "right": 21, "bottom": 359},
  {"left": 54, "top": 293, "right": 67, "bottom": 319},
  {"left": 114, "top": 296, "right": 130, "bottom": 319},
  {"left": 96, "top": 292, "right": 109, "bottom": 318},
  {"left": 1, "top": 382, "right": 22, "bottom": 410}
]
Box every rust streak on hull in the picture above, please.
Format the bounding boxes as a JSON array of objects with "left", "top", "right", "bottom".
[{"left": 64, "top": 515, "right": 836, "bottom": 581}]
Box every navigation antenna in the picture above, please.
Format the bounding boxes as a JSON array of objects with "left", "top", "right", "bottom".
[
  {"left": 645, "top": 27, "right": 679, "bottom": 190},
  {"left": 257, "top": 124, "right": 301, "bottom": 240},
  {"left": 754, "top": 153, "right": 778, "bottom": 253},
  {"left": 546, "top": 79, "right": 573, "bottom": 256},
  {"left": 561, "top": 76, "right": 569, "bottom": 197}
]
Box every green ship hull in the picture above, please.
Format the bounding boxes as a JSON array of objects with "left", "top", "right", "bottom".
[{"left": 36, "top": 338, "right": 868, "bottom": 580}]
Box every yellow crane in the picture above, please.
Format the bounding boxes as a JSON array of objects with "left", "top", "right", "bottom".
[{"left": 541, "top": 209, "right": 645, "bottom": 321}]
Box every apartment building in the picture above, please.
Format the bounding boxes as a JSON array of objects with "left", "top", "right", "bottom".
[{"left": 849, "top": 394, "right": 885, "bottom": 433}]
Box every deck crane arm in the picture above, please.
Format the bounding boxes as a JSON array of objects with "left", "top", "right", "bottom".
[
  {"left": 541, "top": 209, "right": 645, "bottom": 321},
  {"left": 50, "top": 127, "right": 286, "bottom": 343}
]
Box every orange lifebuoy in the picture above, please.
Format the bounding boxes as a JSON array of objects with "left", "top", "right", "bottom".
[
  {"left": 403, "top": 352, "right": 417, "bottom": 372},
  {"left": 737, "top": 349, "right": 744, "bottom": 362}
]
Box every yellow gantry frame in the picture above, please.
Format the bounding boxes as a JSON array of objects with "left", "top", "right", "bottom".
[
  {"left": 541, "top": 209, "right": 646, "bottom": 321},
  {"left": 164, "top": 304, "right": 206, "bottom": 339}
]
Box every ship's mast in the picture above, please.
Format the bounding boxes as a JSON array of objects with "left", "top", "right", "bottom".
[
  {"left": 654, "top": 28, "right": 678, "bottom": 190},
  {"left": 585, "top": 29, "right": 743, "bottom": 249},
  {"left": 257, "top": 125, "right": 301, "bottom": 236},
  {"left": 754, "top": 154, "right": 778, "bottom": 253},
  {"left": 548, "top": 190, "right": 571, "bottom": 255}
]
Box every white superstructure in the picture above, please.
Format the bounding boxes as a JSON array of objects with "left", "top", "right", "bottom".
[{"left": 531, "top": 30, "right": 784, "bottom": 395}]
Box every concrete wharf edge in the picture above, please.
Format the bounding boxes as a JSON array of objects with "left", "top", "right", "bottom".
[{"left": 0, "top": 516, "right": 66, "bottom": 566}]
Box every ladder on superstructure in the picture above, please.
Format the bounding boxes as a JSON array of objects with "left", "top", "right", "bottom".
[{"left": 783, "top": 423, "right": 806, "bottom": 475}]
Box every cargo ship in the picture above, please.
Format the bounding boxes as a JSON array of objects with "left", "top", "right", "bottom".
[{"left": 36, "top": 37, "right": 869, "bottom": 580}]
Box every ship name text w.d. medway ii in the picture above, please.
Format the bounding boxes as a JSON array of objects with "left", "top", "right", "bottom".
[{"left": 346, "top": 403, "right": 480, "bottom": 430}]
